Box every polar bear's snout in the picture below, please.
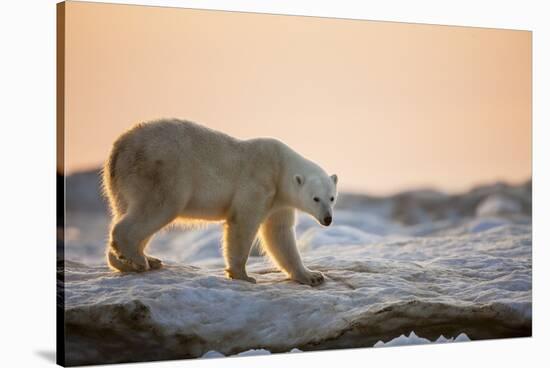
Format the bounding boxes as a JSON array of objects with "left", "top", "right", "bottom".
[{"left": 319, "top": 206, "right": 333, "bottom": 226}]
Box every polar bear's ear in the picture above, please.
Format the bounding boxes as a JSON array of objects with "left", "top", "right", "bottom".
[
  {"left": 294, "top": 174, "right": 304, "bottom": 186},
  {"left": 331, "top": 174, "right": 338, "bottom": 185}
]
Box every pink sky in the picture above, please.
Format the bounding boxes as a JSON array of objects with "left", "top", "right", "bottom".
[{"left": 62, "top": 2, "right": 531, "bottom": 194}]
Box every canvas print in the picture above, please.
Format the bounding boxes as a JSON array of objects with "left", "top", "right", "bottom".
[{"left": 57, "top": 1, "right": 532, "bottom": 366}]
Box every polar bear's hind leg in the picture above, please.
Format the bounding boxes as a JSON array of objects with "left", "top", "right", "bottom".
[{"left": 107, "top": 205, "right": 176, "bottom": 272}]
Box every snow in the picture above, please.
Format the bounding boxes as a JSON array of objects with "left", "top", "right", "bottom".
[
  {"left": 202, "top": 348, "right": 301, "bottom": 358},
  {"left": 476, "top": 194, "right": 524, "bottom": 217},
  {"left": 202, "top": 334, "right": 471, "bottom": 357},
  {"left": 374, "top": 331, "right": 470, "bottom": 347},
  {"left": 61, "top": 178, "right": 531, "bottom": 366}
]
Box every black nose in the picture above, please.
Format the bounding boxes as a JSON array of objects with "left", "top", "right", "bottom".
[{"left": 323, "top": 216, "right": 332, "bottom": 226}]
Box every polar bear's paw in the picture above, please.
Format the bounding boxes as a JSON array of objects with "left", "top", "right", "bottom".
[
  {"left": 292, "top": 269, "right": 325, "bottom": 287},
  {"left": 145, "top": 256, "right": 163, "bottom": 270},
  {"left": 225, "top": 269, "right": 257, "bottom": 284},
  {"left": 120, "top": 256, "right": 150, "bottom": 272},
  {"left": 107, "top": 249, "right": 151, "bottom": 273}
]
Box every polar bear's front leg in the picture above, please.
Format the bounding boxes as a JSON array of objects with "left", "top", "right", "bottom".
[
  {"left": 260, "top": 208, "right": 325, "bottom": 286},
  {"left": 223, "top": 216, "right": 261, "bottom": 283}
]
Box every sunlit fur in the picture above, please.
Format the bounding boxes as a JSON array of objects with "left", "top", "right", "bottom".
[{"left": 102, "top": 119, "right": 338, "bottom": 285}]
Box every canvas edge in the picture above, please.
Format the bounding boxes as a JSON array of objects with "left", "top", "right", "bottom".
[{"left": 56, "top": 1, "right": 66, "bottom": 367}]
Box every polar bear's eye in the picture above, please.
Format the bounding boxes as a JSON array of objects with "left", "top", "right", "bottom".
[
  {"left": 330, "top": 197, "right": 334, "bottom": 202},
  {"left": 313, "top": 197, "right": 320, "bottom": 202}
]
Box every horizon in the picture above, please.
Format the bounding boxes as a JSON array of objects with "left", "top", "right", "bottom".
[{"left": 61, "top": 164, "right": 531, "bottom": 198}]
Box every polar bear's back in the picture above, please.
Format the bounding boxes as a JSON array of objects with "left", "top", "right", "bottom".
[
  {"left": 104, "top": 119, "right": 252, "bottom": 216},
  {"left": 110, "top": 118, "right": 244, "bottom": 173},
  {"left": 123, "top": 118, "right": 239, "bottom": 156}
]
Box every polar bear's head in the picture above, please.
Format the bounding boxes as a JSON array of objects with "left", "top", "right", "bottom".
[{"left": 293, "top": 173, "right": 338, "bottom": 226}]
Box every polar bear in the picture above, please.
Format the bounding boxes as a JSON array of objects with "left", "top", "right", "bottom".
[{"left": 103, "top": 119, "right": 338, "bottom": 286}]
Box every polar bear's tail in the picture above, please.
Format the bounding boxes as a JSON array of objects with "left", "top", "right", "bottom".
[{"left": 101, "top": 137, "right": 128, "bottom": 218}]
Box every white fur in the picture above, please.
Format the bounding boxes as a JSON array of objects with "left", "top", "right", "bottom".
[{"left": 103, "top": 119, "right": 338, "bottom": 286}]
